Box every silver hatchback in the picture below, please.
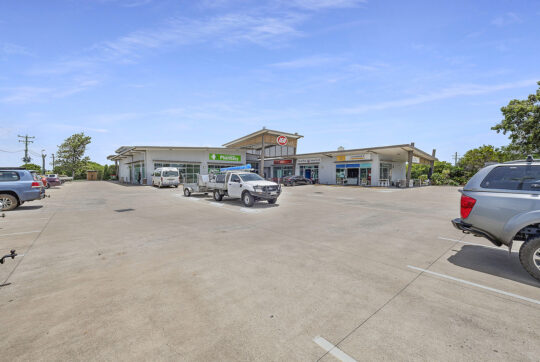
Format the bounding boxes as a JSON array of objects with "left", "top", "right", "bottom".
[{"left": 452, "top": 156, "right": 540, "bottom": 281}]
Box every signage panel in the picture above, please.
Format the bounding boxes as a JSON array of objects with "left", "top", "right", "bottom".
[
  {"left": 273, "top": 159, "right": 292, "bottom": 165},
  {"left": 336, "top": 163, "right": 372, "bottom": 169},
  {"left": 276, "top": 135, "right": 288, "bottom": 146},
  {"left": 336, "top": 154, "right": 371, "bottom": 162},
  {"left": 297, "top": 158, "right": 321, "bottom": 164},
  {"left": 209, "top": 153, "right": 241, "bottom": 162},
  {"left": 412, "top": 156, "right": 420, "bottom": 163}
]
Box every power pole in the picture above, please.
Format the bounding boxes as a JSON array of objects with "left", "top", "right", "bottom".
[
  {"left": 51, "top": 154, "right": 55, "bottom": 171},
  {"left": 18, "top": 134, "right": 35, "bottom": 164},
  {"left": 41, "top": 150, "right": 47, "bottom": 175},
  {"left": 453, "top": 152, "right": 459, "bottom": 166}
]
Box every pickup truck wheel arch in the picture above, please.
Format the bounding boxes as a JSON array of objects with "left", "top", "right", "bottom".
[
  {"left": 519, "top": 236, "right": 540, "bottom": 282},
  {"left": 0, "top": 193, "right": 19, "bottom": 211}
]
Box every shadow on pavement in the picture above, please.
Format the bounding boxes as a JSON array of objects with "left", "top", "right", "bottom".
[
  {"left": 448, "top": 244, "right": 540, "bottom": 288},
  {"left": 11, "top": 205, "right": 43, "bottom": 211}
]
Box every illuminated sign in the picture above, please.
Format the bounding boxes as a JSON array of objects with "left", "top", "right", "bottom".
[{"left": 276, "top": 135, "right": 288, "bottom": 146}]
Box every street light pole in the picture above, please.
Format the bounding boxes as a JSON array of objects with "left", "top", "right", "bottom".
[{"left": 41, "top": 150, "right": 47, "bottom": 175}]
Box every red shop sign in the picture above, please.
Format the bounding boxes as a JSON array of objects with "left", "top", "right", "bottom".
[{"left": 274, "top": 159, "right": 292, "bottom": 164}]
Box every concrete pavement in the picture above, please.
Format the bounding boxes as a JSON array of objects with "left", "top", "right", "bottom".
[{"left": 0, "top": 182, "right": 538, "bottom": 361}]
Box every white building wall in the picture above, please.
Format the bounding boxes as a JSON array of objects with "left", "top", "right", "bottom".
[
  {"left": 318, "top": 156, "right": 335, "bottom": 184},
  {"left": 145, "top": 148, "right": 246, "bottom": 185}
]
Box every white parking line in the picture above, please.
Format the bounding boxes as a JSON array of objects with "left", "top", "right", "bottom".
[
  {"left": 437, "top": 236, "right": 515, "bottom": 252},
  {"left": 313, "top": 336, "right": 357, "bottom": 362},
  {"left": 239, "top": 207, "right": 259, "bottom": 214},
  {"left": 0, "top": 230, "right": 41, "bottom": 237},
  {"left": 407, "top": 265, "right": 540, "bottom": 306},
  {"left": 209, "top": 202, "right": 224, "bottom": 207}
]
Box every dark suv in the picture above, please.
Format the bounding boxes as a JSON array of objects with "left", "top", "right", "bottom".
[
  {"left": 283, "top": 175, "right": 313, "bottom": 186},
  {"left": 452, "top": 156, "right": 540, "bottom": 281}
]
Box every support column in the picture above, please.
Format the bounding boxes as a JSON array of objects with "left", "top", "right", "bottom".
[
  {"left": 406, "top": 142, "right": 414, "bottom": 188},
  {"left": 259, "top": 134, "right": 265, "bottom": 178},
  {"left": 428, "top": 149, "right": 436, "bottom": 181}
]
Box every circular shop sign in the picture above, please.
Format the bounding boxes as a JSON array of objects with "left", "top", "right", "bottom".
[{"left": 276, "top": 135, "right": 288, "bottom": 146}]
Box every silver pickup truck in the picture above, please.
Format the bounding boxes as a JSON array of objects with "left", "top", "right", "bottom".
[{"left": 452, "top": 156, "right": 540, "bottom": 281}]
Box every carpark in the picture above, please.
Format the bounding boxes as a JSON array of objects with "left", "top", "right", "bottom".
[{"left": 0, "top": 181, "right": 539, "bottom": 361}]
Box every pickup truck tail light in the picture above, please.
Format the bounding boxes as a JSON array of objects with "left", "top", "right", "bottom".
[
  {"left": 460, "top": 195, "right": 476, "bottom": 219},
  {"left": 31, "top": 181, "right": 41, "bottom": 188}
]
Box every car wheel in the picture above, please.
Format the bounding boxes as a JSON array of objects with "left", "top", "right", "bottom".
[
  {"left": 184, "top": 188, "right": 191, "bottom": 197},
  {"left": 0, "top": 194, "right": 19, "bottom": 211},
  {"left": 519, "top": 236, "right": 540, "bottom": 282},
  {"left": 213, "top": 190, "right": 223, "bottom": 201},
  {"left": 242, "top": 191, "right": 254, "bottom": 207},
  {"left": 268, "top": 198, "right": 277, "bottom": 204}
]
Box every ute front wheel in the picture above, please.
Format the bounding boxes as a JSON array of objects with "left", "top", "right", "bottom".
[
  {"left": 519, "top": 237, "right": 540, "bottom": 282},
  {"left": 242, "top": 192, "right": 254, "bottom": 207},
  {"left": 268, "top": 198, "right": 277, "bottom": 204}
]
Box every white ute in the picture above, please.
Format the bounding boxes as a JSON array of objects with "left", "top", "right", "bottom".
[{"left": 183, "top": 165, "right": 281, "bottom": 207}]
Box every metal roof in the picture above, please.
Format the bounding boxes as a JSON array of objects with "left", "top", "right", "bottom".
[{"left": 222, "top": 128, "right": 303, "bottom": 148}]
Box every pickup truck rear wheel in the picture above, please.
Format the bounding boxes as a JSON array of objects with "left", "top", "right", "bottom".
[
  {"left": 519, "top": 237, "right": 540, "bottom": 282},
  {"left": 0, "top": 194, "right": 18, "bottom": 211},
  {"left": 242, "top": 191, "right": 254, "bottom": 207},
  {"left": 213, "top": 190, "right": 223, "bottom": 201}
]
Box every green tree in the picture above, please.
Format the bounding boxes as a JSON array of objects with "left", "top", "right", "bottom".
[
  {"left": 21, "top": 163, "right": 42, "bottom": 172},
  {"left": 458, "top": 145, "right": 505, "bottom": 174},
  {"left": 56, "top": 133, "right": 92, "bottom": 178},
  {"left": 492, "top": 81, "right": 540, "bottom": 155},
  {"left": 75, "top": 161, "right": 103, "bottom": 180},
  {"left": 103, "top": 165, "right": 110, "bottom": 180}
]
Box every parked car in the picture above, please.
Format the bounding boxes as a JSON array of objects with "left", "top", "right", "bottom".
[
  {"left": 283, "top": 175, "right": 313, "bottom": 186},
  {"left": 0, "top": 168, "right": 46, "bottom": 211},
  {"left": 452, "top": 156, "right": 540, "bottom": 281},
  {"left": 152, "top": 167, "right": 180, "bottom": 188},
  {"left": 46, "top": 174, "right": 62, "bottom": 187}
]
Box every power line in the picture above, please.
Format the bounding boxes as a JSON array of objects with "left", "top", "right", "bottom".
[{"left": 0, "top": 149, "right": 24, "bottom": 153}]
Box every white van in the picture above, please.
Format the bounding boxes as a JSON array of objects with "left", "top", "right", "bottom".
[{"left": 152, "top": 167, "right": 180, "bottom": 188}]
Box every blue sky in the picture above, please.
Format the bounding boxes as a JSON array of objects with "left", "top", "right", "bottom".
[{"left": 1, "top": 0, "right": 539, "bottom": 167}]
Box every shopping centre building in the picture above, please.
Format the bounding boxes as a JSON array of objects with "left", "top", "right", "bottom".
[{"left": 108, "top": 128, "right": 437, "bottom": 187}]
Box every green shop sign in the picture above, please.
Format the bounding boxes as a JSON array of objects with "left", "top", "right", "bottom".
[{"left": 209, "top": 153, "right": 241, "bottom": 162}]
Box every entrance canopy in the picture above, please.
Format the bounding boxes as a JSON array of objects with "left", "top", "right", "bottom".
[
  {"left": 293, "top": 143, "right": 437, "bottom": 164},
  {"left": 222, "top": 128, "right": 303, "bottom": 150}
]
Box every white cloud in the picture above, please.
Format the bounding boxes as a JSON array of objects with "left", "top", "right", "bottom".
[
  {"left": 1, "top": 42, "right": 32, "bottom": 56},
  {"left": 285, "top": 0, "right": 366, "bottom": 10},
  {"left": 491, "top": 12, "right": 522, "bottom": 26},
  {"left": 270, "top": 55, "right": 343, "bottom": 68},
  {"left": 0, "top": 79, "right": 101, "bottom": 104},
  {"left": 341, "top": 79, "right": 538, "bottom": 114}
]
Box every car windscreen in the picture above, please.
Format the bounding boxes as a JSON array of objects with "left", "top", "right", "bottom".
[
  {"left": 163, "top": 171, "right": 179, "bottom": 177},
  {"left": 239, "top": 173, "right": 264, "bottom": 182},
  {"left": 480, "top": 165, "right": 540, "bottom": 191}
]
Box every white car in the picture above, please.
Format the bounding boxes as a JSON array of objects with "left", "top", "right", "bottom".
[{"left": 152, "top": 167, "right": 180, "bottom": 188}]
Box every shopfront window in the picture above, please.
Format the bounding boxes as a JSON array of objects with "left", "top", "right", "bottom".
[
  {"left": 273, "top": 165, "right": 293, "bottom": 179},
  {"left": 300, "top": 165, "right": 319, "bottom": 182},
  {"left": 336, "top": 163, "right": 371, "bottom": 185},
  {"left": 153, "top": 162, "right": 200, "bottom": 184},
  {"left": 380, "top": 163, "right": 392, "bottom": 182}
]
